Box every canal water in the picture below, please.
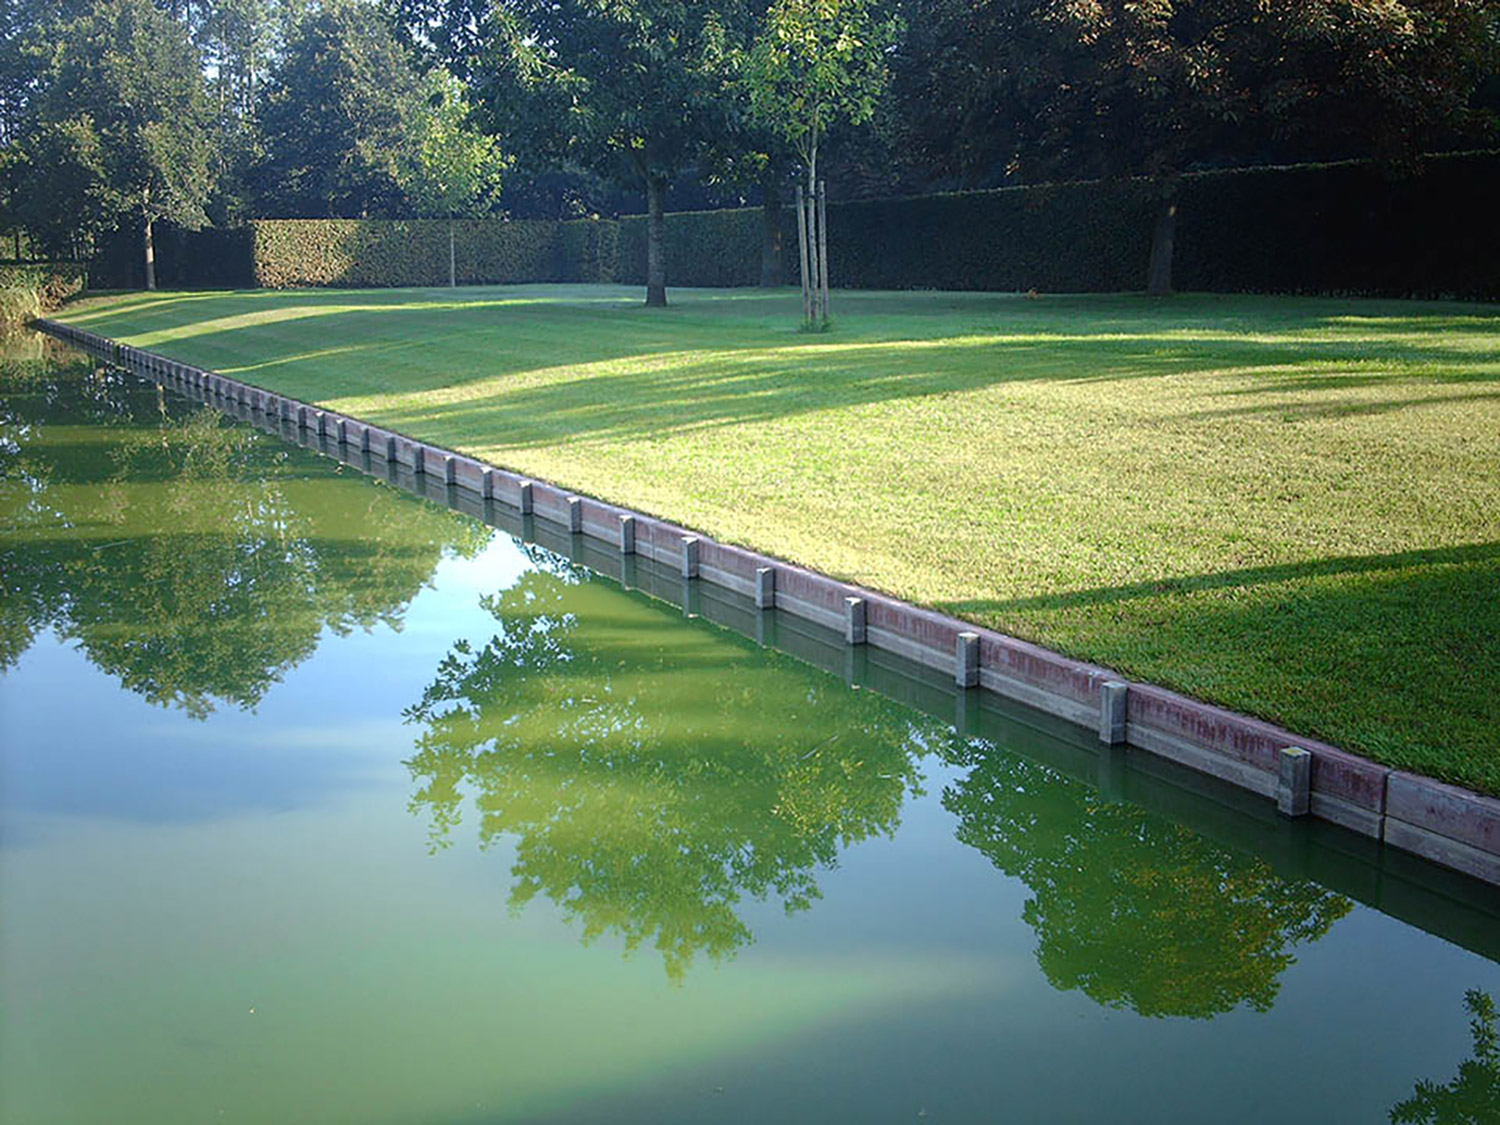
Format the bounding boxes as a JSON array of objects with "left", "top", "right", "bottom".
[{"left": 2, "top": 338, "right": 1498, "bottom": 1124}]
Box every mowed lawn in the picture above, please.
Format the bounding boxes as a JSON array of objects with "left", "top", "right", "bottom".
[{"left": 55, "top": 285, "right": 1500, "bottom": 795}]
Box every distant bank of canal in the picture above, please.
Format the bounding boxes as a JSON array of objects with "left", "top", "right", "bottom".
[{"left": 2, "top": 336, "right": 1498, "bottom": 1123}]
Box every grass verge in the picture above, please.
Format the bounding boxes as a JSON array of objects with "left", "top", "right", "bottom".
[{"left": 52, "top": 284, "right": 1500, "bottom": 795}]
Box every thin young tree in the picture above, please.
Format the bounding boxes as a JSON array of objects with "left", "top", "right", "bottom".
[
  {"left": 744, "top": 0, "right": 898, "bottom": 326},
  {"left": 399, "top": 69, "right": 507, "bottom": 287}
]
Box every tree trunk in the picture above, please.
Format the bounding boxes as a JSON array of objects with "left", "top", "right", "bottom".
[
  {"left": 645, "top": 174, "right": 668, "bottom": 307},
  {"left": 760, "top": 169, "right": 783, "bottom": 288},
  {"left": 795, "top": 185, "right": 811, "bottom": 322},
  {"left": 449, "top": 218, "right": 456, "bottom": 288},
  {"left": 1146, "top": 196, "right": 1177, "bottom": 297},
  {"left": 817, "top": 179, "right": 830, "bottom": 324},
  {"left": 143, "top": 214, "right": 156, "bottom": 291},
  {"left": 804, "top": 129, "right": 823, "bottom": 323}
]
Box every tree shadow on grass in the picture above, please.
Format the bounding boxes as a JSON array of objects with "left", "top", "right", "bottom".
[
  {"left": 61, "top": 289, "right": 1500, "bottom": 434},
  {"left": 942, "top": 543, "right": 1500, "bottom": 796}
]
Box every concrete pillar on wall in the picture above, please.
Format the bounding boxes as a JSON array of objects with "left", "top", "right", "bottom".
[
  {"left": 1100, "top": 681, "right": 1128, "bottom": 745},
  {"left": 845, "top": 597, "right": 867, "bottom": 645},
  {"left": 755, "top": 567, "right": 776, "bottom": 610},
  {"left": 1277, "top": 747, "right": 1312, "bottom": 817},
  {"left": 956, "top": 632, "right": 979, "bottom": 689}
]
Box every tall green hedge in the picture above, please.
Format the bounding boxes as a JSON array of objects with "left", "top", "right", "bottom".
[
  {"left": 89, "top": 225, "right": 255, "bottom": 289},
  {"left": 82, "top": 153, "right": 1500, "bottom": 298},
  {"left": 555, "top": 218, "right": 618, "bottom": 282},
  {"left": 616, "top": 207, "right": 766, "bottom": 287},
  {"left": 821, "top": 180, "right": 1157, "bottom": 292},
  {"left": 251, "top": 219, "right": 558, "bottom": 288},
  {"left": 1172, "top": 153, "right": 1500, "bottom": 300}
]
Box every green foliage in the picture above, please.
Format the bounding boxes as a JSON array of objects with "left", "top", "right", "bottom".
[
  {"left": 397, "top": 68, "right": 507, "bottom": 220},
  {"left": 554, "top": 218, "right": 618, "bottom": 283},
  {"left": 250, "top": 0, "right": 425, "bottom": 218},
  {"left": 743, "top": 0, "right": 900, "bottom": 169},
  {"left": 1390, "top": 990, "right": 1500, "bottom": 1124},
  {"left": 617, "top": 206, "right": 765, "bottom": 287},
  {"left": 893, "top": 0, "right": 1500, "bottom": 187},
  {"left": 403, "top": 548, "right": 930, "bottom": 981},
  {"left": 0, "top": 262, "right": 87, "bottom": 324},
  {"left": 942, "top": 744, "right": 1352, "bottom": 1018},
  {"left": 15, "top": 0, "right": 214, "bottom": 250},
  {"left": 0, "top": 351, "right": 488, "bottom": 713},
  {"left": 249, "top": 218, "right": 558, "bottom": 288}
]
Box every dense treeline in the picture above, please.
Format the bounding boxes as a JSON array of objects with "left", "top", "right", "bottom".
[{"left": 3, "top": 0, "right": 1498, "bottom": 297}]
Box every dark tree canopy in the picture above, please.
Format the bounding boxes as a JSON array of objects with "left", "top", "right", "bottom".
[
  {"left": 15, "top": 0, "right": 214, "bottom": 271},
  {"left": 471, "top": 0, "right": 746, "bottom": 303},
  {"left": 251, "top": 0, "right": 426, "bottom": 217},
  {"left": 894, "top": 0, "right": 1500, "bottom": 187}
]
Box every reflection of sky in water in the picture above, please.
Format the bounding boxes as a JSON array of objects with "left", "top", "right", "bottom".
[
  {"left": 0, "top": 541, "right": 524, "bottom": 832},
  {"left": 2, "top": 348, "right": 1498, "bottom": 1124}
]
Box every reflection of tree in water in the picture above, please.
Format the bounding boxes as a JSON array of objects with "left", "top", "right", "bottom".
[
  {"left": 0, "top": 352, "right": 488, "bottom": 715},
  {"left": 1391, "top": 990, "right": 1500, "bottom": 1124},
  {"left": 941, "top": 742, "right": 1353, "bottom": 1018},
  {"left": 404, "top": 548, "right": 936, "bottom": 981}
]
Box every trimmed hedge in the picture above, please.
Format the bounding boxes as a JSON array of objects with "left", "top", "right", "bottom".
[
  {"left": 90, "top": 225, "right": 255, "bottom": 290},
  {"left": 82, "top": 153, "right": 1500, "bottom": 298},
  {"left": 555, "top": 218, "right": 618, "bottom": 283},
  {"left": 1172, "top": 153, "right": 1500, "bottom": 300},
  {"left": 821, "top": 180, "right": 1156, "bottom": 292},
  {"left": 0, "top": 261, "right": 88, "bottom": 308},
  {"left": 251, "top": 219, "right": 558, "bottom": 288},
  {"left": 617, "top": 207, "right": 766, "bottom": 288}
]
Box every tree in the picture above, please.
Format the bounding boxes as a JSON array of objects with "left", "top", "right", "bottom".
[
  {"left": 743, "top": 0, "right": 899, "bottom": 324},
  {"left": 250, "top": 0, "right": 425, "bottom": 218},
  {"left": 398, "top": 68, "right": 508, "bottom": 286},
  {"left": 892, "top": 0, "right": 1500, "bottom": 295},
  {"left": 21, "top": 0, "right": 214, "bottom": 287},
  {"left": 479, "top": 0, "right": 738, "bottom": 306}
]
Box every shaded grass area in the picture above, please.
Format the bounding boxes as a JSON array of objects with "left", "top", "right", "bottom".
[{"left": 55, "top": 285, "right": 1500, "bottom": 795}]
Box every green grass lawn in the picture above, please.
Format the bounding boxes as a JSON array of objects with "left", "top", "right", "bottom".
[{"left": 52, "top": 284, "right": 1500, "bottom": 795}]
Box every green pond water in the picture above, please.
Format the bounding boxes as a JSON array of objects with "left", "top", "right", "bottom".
[{"left": 2, "top": 337, "right": 1498, "bottom": 1125}]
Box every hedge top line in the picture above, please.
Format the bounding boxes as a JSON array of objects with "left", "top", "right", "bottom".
[{"left": 88, "top": 150, "right": 1500, "bottom": 299}]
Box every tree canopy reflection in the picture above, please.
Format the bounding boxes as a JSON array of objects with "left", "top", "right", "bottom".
[
  {"left": 0, "top": 353, "right": 488, "bottom": 715},
  {"left": 403, "top": 549, "right": 935, "bottom": 981},
  {"left": 1391, "top": 990, "right": 1500, "bottom": 1124},
  {"left": 941, "top": 741, "right": 1353, "bottom": 1018}
]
